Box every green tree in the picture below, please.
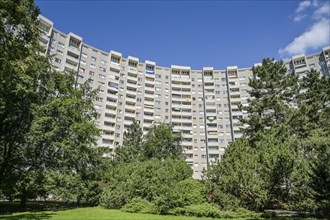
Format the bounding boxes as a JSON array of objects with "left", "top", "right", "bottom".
[
  {"left": 142, "top": 123, "right": 183, "bottom": 160},
  {"left": 241, "top": 58, "right": 298, "bottom": 145},
  {"left": 101, "top": 158, "right": 192, "bottom": 208},
  {"left": 306, "top": 130, "right": 330, "bottom": 218},
  {"left": 112, "top": 119, "right": 143, "bottom": 163},
  {"left": 205, "top": 139, "right": 267, "bottom": 210},
  {"left": 0, "top": 0, "right": 50, "bottom": 202},
  {"left": 22, "top": 71, "right": 102, "bottom": 206},
  {"left": 0, "top": 0, "right": 102, "bottom": 205},
  {"left": 293, "top": 69, "right": 330, "bottom": 138}
]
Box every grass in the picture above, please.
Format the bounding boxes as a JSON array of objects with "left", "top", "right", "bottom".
[
  {"left": 0, "top": 207, "right": 250, "bottom": 220},
  {"left": 0, "top": 202, "right": 315, "bottom": 220}
]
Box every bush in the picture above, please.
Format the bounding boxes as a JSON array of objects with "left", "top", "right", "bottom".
[
  {"left": 100, "top": 158, "right": 192, "bottom": 209},
  {"left": 154, "top": 193, "right": 184, "bottom": 214},
  {"left": 169, "top": 203, "right": 261, "bottom": 218},
  {"left": 170, "top": 203, "right": 221, "bottom": 218},
  {"left": 174, "top": 179, "right": 206, "bottom": 206},
  {"left": 121, "top": 197, "right": 157, "bottom": 214}
]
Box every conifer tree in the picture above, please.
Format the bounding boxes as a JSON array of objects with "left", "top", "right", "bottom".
[
  {"left": 113, "top": 119, "right": 143, "bottom": 163},
  {"left": 241, "top": 58, "right": 298, "bottom": 145}
]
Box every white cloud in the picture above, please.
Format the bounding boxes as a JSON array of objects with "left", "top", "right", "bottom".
[
  {"left": 294, "top": 14, "right": 307, "bottom": 22},
  {"left": 313, "top": 1, "right": 330, "bottom": 19},
  {"left": 293, "top": 0, "right": 320, "bottom": 22},
  {"left": 279, "top": 18, "right": 330, "bottom": 55},
  {"left": 280, "top": 1, "right": 330, "bottom": 56},
  {"left": 296, "top": 0, "right": 312, "bottom": 13}
]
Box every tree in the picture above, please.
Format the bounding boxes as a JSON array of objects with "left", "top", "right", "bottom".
[
  {"left": 306, "top": 130, "right": 330, "bottom": 218},
  {"left": 0, "top": 0, "right": 50, "bottom": 201},
  {"left": 112, "top": 119, "right": 143, "bottom": 164},
  {"left": 0, "top": 0, "right": 102, "bottom": 206},
  {"left": 205, "top": 139, "right": 267, "bottom": 211},
  {"left": 101, "top": 158, "right": 192, "bottom": 208},
  {"left": 241, "top": 58, "right": 298, "bottom": 145},
  {"left": 293, "top": 69, "right": 330, "bottom": 138},
  {"left": 142, "top": 123, "right": 183, "bottom": 160}
]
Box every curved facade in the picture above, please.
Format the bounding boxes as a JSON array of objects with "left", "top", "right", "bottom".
[{"left": 38, "top": 15, "right": 330, "bottom": 178}]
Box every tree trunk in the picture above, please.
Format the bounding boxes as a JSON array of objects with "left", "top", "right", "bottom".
[
  {"left": 20, "top": 188, "right": 27, "bottom": 208},
  {"left": 77, "top": 195, "right": 81, "bottom": 205}
]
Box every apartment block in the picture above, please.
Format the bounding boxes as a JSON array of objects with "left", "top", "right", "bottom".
[{"left": 38, "top": 15, "right": 330, "bottom": 179}]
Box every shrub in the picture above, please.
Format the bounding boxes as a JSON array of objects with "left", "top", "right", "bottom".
[
  {"left": 174, "top": 179, "right": 206, "bottom": 206},
  {"left": 121, "top": 197, "right": 157, "bottom": 214},
  {"left": 169, "top": 203, "right": 261, "bottom": 218},
  {"left": 154, "top": 193, "right": 184, "bottom": 214},
  {"left": 170, "top": 203, "right": 221, "bottom": 218}
]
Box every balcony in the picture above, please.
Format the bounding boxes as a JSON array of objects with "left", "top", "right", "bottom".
[
  {"left": 128, "top": 67, "right": 137, "bottom": 74},
  {"left": 230, "top": 97, "right": 241, "bottom": 102},
  {"left": 144, "top": 114, "right": 154, "bottom": 120},
  {"left": 231, "top": 111, "right": 243, "bottom": 116},
  {"left": 144, "top": 100, "right": 154, "bottom": 106},
  {"left": 127, "top": 75, "right": 137, "bottom": 82},
  {"left": 110, "top": 61, "right": 120, "bottom": 69},
  {"left": 125, "top": 96, "right": 136, "bottom": 103},
  {"left": 125, "top": 104, "right": 136, "bottom": 111},
  {"left": 126, "top": 89, "right": 136, "bottom": 96},
  {"left": 124, "top": 111, "right": 136, "bottom": 118},
  {"left": 68, "top": 46, "right": 80, "bottom": 55},
  {"left": 144, "top": 93, "right": 154, "bottom": 99}
]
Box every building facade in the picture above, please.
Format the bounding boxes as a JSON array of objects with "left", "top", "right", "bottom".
[{"left": 38, "top": 15, "right": 330, "bottom": 179}]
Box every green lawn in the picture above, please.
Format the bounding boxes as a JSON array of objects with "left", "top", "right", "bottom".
[
  {"left": 0, "top": 207, "right": 250, "bottom": 220},
  {"left": 0, "top": 207, "right": 316, "bottom": 220}
]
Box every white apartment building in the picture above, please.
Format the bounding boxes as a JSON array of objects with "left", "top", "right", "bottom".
[{"left": 38, "top": 15, "right": 330, "bottom": 179}]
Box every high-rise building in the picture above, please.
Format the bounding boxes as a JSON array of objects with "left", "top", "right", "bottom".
[{"left": 38, "top": 15, "right": 330, "bottom": 178}]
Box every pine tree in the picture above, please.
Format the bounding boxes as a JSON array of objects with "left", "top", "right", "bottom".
[
  {"left": 241, "top": 58, "right": 298, "bottom": 145},
  {"left": 113, "top": 119, "right": 143, "bottom": 163}
]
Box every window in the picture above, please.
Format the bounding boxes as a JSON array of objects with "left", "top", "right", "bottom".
[
  {"left": 128, "top": 60, "right": 137, "bottom": 67},
  {"left": 101, "top": 60, "right": 107, "bottom": 65},
  {"left": 91, "top": 56, "right": 97, "bottom": 62},
  {"left": 294, "top": 59, "right": 306, "bottom": 65},
  {"left": 146, "top": 64, "right": 154, "bottom": 71},
  {"left": 111, "top": 56, "right": 120, "bottom": 63},
  {"left": 58, "top": 42, "right": 65, "bottom": 48},
  {"left": 89, "top": 71, "right": 95, "bottom": 76},
  {"left": 82, "top": 52, "right": 87, "bottom": 58},
  {"left": 309, "top": 64, "right": 315, "bottom": 68},
  {"left": 54, "top": 58, "right": 61, "bottom": 63},
  {"left": 56, "top": 50, "right": 63, "bottom": 56},
  {"left": 90, "top": 64, "right": 96, "bottom": 68}
]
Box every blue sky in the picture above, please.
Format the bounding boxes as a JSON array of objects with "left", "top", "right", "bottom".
[{"left": 35, "top": 0, "right": 330, "bottom": 69}]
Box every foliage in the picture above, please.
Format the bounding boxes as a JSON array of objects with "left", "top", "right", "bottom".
[
  {"left": 0, "top": 0, "right": 102, "bottom": 206},
  {"left": 0, "top": 0, "right": 48, "bottom": 202},
  {"left": 241, "top": 58, "right": 298, "bottom": 145},
  {"left": 154, "top": 192, "right": 184, "bottom": 215},
  {"left": 100, "top": 158, "right": 192, "bottom": 209},
  {"left": 142, "top": 123, "right": 183, "bottom": 160},
  {"left": 173, "top": 179, "right": 207, "bottom": 206},
  {"left": 121, "top": 197, "right": 157, "bottom": 214},
  {"left": 205, "top": 60, "right": 330, "bottom": 214},
  {"left": 112, "top": 119, "right": 143, "bottom": 164},
  {"left": 308, "top": 132, "right": 330, "bottom": 218},
  {"left": 205, "top": 139, "right": 267, "bottom": 210},
  {"left": 170, "top": 203, "right": 261, "bottom": 219}
]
